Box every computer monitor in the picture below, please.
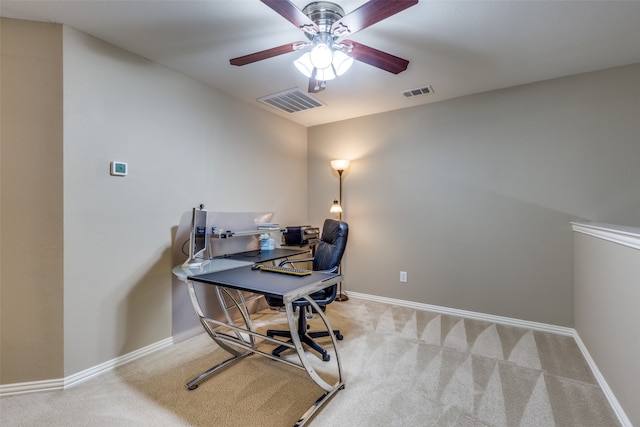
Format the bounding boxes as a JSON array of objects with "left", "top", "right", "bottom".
[{"left": 183, "top": 207, "right": 208, "bottom": 267}]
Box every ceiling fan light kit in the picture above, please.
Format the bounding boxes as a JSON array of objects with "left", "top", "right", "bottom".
[
  {"left": 294, "top": 50, "right": 353, "bottom": 79},
  {"left": 230, "top": 0, "right": 418, "bottom": 93}
]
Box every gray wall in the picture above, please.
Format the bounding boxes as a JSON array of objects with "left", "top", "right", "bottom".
[
  {"left": 1, "top": 19, "right": 65, "bottom": 384},
  {"left": 61, "top": 26, "right": 307, "bottom": 377},
  {"left": 574, "top": 228, "right": 640, "bottom": 426},
  {"left": 308, "top": 64, "right": 640, "bottom": 327},
  {"left": 1, "top": 19, "right": 308, "bottom": 383}
]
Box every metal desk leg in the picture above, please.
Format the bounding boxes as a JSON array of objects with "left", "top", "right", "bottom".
[
  {"left": 184, "top": 279, "right": 345, "bottom": 426},
  {"left": 284, "top": 296, "right": 345, "bottom": 426},
  {"left": 185, "top": 351, "right": 252, "bottom": 390},
  {"left": 185, "top": 281, "right": 255, "bottom": 390}
]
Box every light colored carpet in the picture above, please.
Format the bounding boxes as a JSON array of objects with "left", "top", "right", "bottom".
[{"left": 0, "top": 297, "right": 620, "bottom": 426}]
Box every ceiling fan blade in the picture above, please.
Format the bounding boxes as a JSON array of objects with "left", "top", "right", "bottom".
[
  {"left": 346, "top": 40, "right": 409, "bottom": 74},
  {"left": 332, "top": 0, "right": 418, "bottom": 37},
  {"left": 230, "top": 42, "right": 306, "bottom": 66},
  {"left": 261, "top": 0, "right": 318, "bottom": 34},
  {"left": 308, "top": 78, "right": 326, "bottom": 93}
]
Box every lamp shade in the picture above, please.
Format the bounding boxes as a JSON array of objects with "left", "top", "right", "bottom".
[
  {"left": 294, "top": 53, "right": 314, "bottom": 78},
  {"left": 332, "top": 50, "right": 354, "bottom": 76},
  {"left": 315, "top": 66, "right": 336, "bottom": 82},
  {"left": 331, "top": 159, "right": 350, "bottom": 171},
  {"left": 330, "top": 200, "right": 343, "bottom": 213}
]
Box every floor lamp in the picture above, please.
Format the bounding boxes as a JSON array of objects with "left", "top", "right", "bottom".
[{"left": 330, "top": 159, "right": 350, "bottom": 302}]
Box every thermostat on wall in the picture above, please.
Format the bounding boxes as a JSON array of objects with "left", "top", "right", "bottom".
[{"left": 110, "top": 161, "right": 128, "bottom": 176}]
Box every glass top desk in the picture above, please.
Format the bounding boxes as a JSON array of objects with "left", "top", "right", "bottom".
[
  {"left": 172, "top": 248, "right": 311, "bottom": 281},
  {"left": 172, "top": 248, "right": 344, "bottom": 427}
]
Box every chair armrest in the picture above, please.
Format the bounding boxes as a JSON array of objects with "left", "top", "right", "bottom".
[
  {"left": 279, "top": 257, "right": 314, "bottom": 267},
  {"left": 278, "top": 259, "right": 339, "bottom": 274}
]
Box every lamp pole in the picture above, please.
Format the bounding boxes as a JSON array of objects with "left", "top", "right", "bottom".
[
  {"left": 334, "top": 166, "right": 348, "bottom": 302},
  {"left": 337, "top": 169, "right": 343, "bottom": 221}
]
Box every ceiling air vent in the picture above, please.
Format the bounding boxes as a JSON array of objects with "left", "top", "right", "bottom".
[
  {"left": 258, "top": 88, "right": 325, "bottom": 113},
  {"left": 403, "top": 85, "right": 434, "bottom": 98}
]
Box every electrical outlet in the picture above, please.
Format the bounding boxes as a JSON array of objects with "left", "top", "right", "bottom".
[{"left": 400, "top": 271, "right": 408, "bottom": 283}]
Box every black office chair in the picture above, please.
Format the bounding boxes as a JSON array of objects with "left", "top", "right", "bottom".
[{"left": 265, "top": 218, "right": 349, "bottom": 362}]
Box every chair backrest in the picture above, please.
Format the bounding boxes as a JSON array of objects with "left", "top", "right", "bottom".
[{"left": 313, "top": 219, "right": 349, "bottom": 272}]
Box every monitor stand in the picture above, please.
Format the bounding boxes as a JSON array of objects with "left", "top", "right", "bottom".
[{"left": 182, "top": 258, "right": 205, "bottom": 268}]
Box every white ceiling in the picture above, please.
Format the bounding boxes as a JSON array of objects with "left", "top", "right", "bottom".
[{"left": 2, "top": 0, "right": 640, "bottom": 127}]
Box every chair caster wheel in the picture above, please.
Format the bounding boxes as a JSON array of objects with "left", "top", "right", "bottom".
[
  {"left": 322, "top": 353, "right": 330, "bottom": 362},
  {"left": 336, "top": 334, "right": 344, "bottom": 340},
  {"left": 187, "top": 385, "right": 198, "bottom": 391}
]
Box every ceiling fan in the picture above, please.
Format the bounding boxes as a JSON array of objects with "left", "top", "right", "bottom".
[{"left": 230, "top": 0, "right": 419, "bottom": 93}]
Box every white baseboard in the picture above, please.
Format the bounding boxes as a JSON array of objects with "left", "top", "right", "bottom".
[
  {"left": 347, "top": 291, "right": 575, "bottom": 335},
  {"left": 0, "top": 336, "right": 173, "bottom": 397},
  {"left": 347, "top": 291, "right": 632, "bottom": 427},
  {"left": 0, "top": 378, "right": 65, "bottom": 396},
  {"left": 572, "top": 333, "right": 633, "bottom": 427}
]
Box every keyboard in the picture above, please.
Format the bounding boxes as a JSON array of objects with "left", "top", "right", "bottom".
[{"left": 256, "top": 265, "right": 312, "bottom": 276}]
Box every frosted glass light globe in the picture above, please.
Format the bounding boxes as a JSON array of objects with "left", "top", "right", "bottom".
[{"left": 310, "top": 42, "right": 333, "bottom": 69}]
